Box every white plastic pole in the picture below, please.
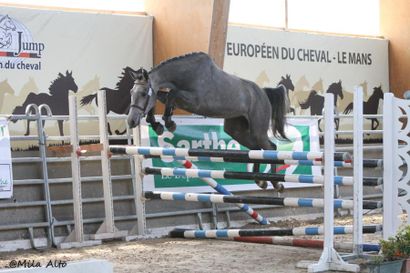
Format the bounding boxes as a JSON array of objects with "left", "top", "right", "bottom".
[
  {"left": 68, "top": 95, "right": 84, "bottom": 243},
  {"left": 353, "top": 87, "right": 363, "bottom": 254},
  {"left": 97, "top": 90, "right": 115, "bottom": 234},
  {"left": 308, "top": 94, "right": 359, "bottom": 272},
  {"left": 383, "top": 93, "right": 399, "bottom": 239},
  {"left": 133, "top": 126, "right": 146, "bottom": 235}
]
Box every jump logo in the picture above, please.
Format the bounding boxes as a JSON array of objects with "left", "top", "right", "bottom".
[{"left": 0, "top": 14, "right": 45, "bottom": 60}]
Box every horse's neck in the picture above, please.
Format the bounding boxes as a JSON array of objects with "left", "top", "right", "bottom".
[
  {"left": 367, "top": 94, "right": 382, "bottom": 105},
  {"left": 49, "top": 85, "right": 70, "bottom": 97}
]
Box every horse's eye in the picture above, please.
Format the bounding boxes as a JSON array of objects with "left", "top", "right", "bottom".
[{"left": 141, "top": 92, "right": 147, "bottom": 97}]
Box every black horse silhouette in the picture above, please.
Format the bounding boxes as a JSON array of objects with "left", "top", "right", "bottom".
[
  {"left": 277, "top": 74, "right": 295, "bottom": 114},
  {"left": 80, "top": 66, "right": 138, "bottom": 135},
  {"left": 12, "top": 71, "right": 78, "bottom": 136},
  {"left": 127, "top": 52, "right": 289, "bottom": 191},
  {"left": 299, "top": 80, "right": 343, "bottom": 130},
  {"left": 343, "top": 85, "right": 384, "bottom": 130}
]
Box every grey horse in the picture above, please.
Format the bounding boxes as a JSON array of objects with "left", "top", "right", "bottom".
[{"left": 127, "top": 52, "right": 289, "bottom": 190}]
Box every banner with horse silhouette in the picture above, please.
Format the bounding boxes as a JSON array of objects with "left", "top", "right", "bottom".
[
  {"left": 141, "top": 117, "right": 320, "bottom": 192},
  {"left": 224, "top": 25, "right": 389, "bottom": 142},
  {"left": 0, "top": 7, "right": 152, "bottom": 149}
]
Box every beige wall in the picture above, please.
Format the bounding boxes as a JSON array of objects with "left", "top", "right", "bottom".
[
  {"left": 380, "top": 0, "right": 410, "bottom": 97},
  {"left": 144, "top": 0, "right": 230, "bottom": 114}
]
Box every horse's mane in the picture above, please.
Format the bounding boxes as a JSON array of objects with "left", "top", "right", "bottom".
[
  {"left": 114, "top": 66, "right": 138, "bottom": 92},
  {"left": 49, "top": 73, "right": 64, "bottom": 96},
  {"left": 149, "top": 52, "right": 208, "bottom": 74}
]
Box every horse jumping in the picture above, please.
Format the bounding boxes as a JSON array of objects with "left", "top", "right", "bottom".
[{"left": 126, "top": 52, "right": 289, "bottom": 190}]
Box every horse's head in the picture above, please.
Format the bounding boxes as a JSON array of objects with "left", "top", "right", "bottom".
[
  {"left": 58, "top": 71, "right": 78, "bottom": 93},
  {"left": 279, "top": 74, "right": 294, "bottom": 92},
  {"left": 329, "top": 80, "right": 344, "bottom": 100},
  {"left": 373, "top": 85, "right": 384, "bottom": 100},
  {"left": 127, "top": 68, "right": 155, "bottom": 129}
]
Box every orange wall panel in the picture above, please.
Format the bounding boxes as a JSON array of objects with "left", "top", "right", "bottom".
[{"left": 380, "top": 0, "right": 410, "bottom": 97}]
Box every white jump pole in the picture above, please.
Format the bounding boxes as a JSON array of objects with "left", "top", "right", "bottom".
[
  {"left": 353, "top": 86, "right": 363, "bottom": 255},
  {"left": 308, "top": 93, "right": 359, "bottom": 272},
  {"left": 382, "top": 93, "right": 400, "bottom": 239},
  {"left": 127, "top": 124, "right": 147, "bottom": 238},
  {"left": 92, "top": 90, "right": 128, "bottom": 240},
  {"left": 68, "top": 95, "right": 83, "bottom": 243}
]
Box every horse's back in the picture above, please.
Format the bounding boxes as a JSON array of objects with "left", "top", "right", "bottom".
[{"left": 149, "top": 52, "right": 269, "bottom": 118}]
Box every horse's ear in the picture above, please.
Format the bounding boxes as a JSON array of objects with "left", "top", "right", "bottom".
[
  {"left": 58, "top": 72, "right": 64, "bottom": 78},
  {"left": 286, "top": 74, "right": 290, "bottom": 79},
  {"left": 281, "top": 76, "right": 285, "bottom": 80}
]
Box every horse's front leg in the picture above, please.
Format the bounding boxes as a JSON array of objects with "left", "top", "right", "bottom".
[
  {"left": 162, "top": 91, "right": 177, "bottom": 132},
  {"left": 146, "top": 108, "right": 164, "bottom": 135}
]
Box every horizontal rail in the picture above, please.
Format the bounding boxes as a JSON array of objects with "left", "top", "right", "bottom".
[
  {"left": 144, "top": 191, "right": 382, "bottom": 209},
  {"left": 169, "top": 225, "right": 382, "bottom": 238},
  {"left": 110, "top": 145, "right": 351, "bottom": 161},
  {"left": 143, "top": 167, "right": 382, "bottom": 186}
]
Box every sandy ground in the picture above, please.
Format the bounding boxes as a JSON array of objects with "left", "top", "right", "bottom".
[{"left": 0, "top": 213, "right": 404, "bottom": 273}]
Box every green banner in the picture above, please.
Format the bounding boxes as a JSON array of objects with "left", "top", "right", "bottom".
[{"left": 142, "top": 118, "right": 319, "bottom": 192}]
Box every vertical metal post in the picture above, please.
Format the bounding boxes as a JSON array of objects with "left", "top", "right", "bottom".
[
  {"left": 36, "top": 105, "right": 55, "bottom": 247},
  {"left": 353, "top": 87, "right": 363, "bottom": 255}
]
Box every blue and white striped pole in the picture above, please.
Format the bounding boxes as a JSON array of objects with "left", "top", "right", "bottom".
[
  {"left": 143, "top": 167, "right": 382, "bottom": 186},
  {"left": 144, "top": 191, "right": 382, "bottom": 209},
  {"left": 110, "top": 145, "right": 351, "bottom": 162}
]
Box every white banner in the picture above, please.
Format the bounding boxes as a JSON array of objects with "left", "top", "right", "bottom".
[
  {"left": 0, "top": 118, "right": 13, "bottom": 199},
  {"left": 224, "top": 25, "right": 389, "bottom": 133},
  {"left": 0, "top": 7, "right": 153, "bottom": 147}
]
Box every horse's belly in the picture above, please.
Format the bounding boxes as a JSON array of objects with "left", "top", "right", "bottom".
[{"left": 175, "top": 99, "right": 243, "bottom": 118}]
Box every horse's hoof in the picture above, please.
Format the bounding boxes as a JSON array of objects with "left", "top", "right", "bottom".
[
  {"left": 255, "top": 180, "right": 268, "bottom": 190},
  {"left": 273, "top": 182, "right": 284, "bottom": 192},
  {"left": 154, "top": 124, "right": 164, "bottom": 135},
  {"left": 165, "top": 121, "right": 177, "bottom": 132}
]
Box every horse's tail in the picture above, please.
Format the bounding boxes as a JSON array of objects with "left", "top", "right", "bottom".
[
  {"left": 299, "top": 90, "right": 317, "bottom": 109},
  {"left": 80, "top": 93, "right": 97, "bottom": 106},
  {"left": 343, "top": 102, "right": 353, "bottom": 114},
  {"left": 264, "top": 85, "right": 289, "bottom": 140}
]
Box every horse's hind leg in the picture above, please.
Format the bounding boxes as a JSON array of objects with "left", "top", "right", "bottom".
[{"left": 224, "top": 117, "right": 283, "bottom": 191}]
